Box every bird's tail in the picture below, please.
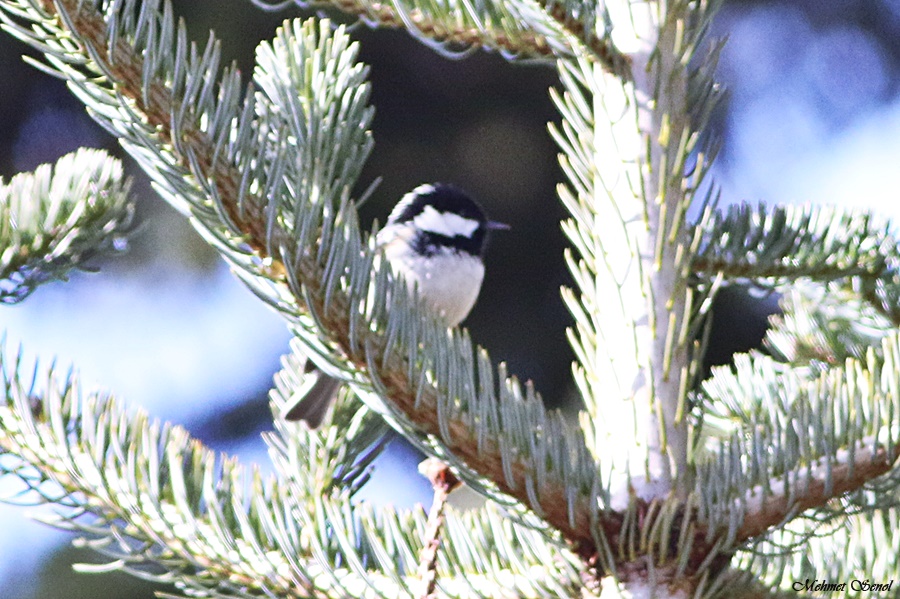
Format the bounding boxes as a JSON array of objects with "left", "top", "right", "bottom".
[{"left": 281, "top": 371, "right": 343, "bottom": 428}]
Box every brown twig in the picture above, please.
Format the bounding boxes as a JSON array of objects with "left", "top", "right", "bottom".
[{"left": 415, "top": 458, "right": 461, "bottom": 599}]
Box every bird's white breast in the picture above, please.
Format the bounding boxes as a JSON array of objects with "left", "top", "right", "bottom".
[{"left": 380, "top": 235, "right": 485, "bottom": 326}]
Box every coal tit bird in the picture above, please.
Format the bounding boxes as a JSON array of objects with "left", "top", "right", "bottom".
[{"left": 282, "top": 183, "right": 508, "bottom": 427}]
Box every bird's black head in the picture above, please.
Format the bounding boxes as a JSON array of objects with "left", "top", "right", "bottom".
[{"left": 387, "top": 183, "right": 507, "bottom": 257}]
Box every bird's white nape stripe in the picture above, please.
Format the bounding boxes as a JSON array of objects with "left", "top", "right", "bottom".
[
  {"left": 412, "top": 183, "right": 437, "bottom": 196},
  {"left": 388, "top": 185, "right": 435, "bottom": 222},
  {"left": 413, "top": 205, "right": 480, "bottom": 238}
]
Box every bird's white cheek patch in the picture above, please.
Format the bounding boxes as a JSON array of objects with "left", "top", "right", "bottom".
[{"left": 413, "top": 205, "right": 480, "bottom": 238}]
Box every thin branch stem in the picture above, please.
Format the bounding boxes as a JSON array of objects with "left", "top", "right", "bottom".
[
  {"left": 691, "top": 259, "right": 878, "bottom": 282},
  {"left": 415, "top": 458, "right": 461, "bottom": 599}
]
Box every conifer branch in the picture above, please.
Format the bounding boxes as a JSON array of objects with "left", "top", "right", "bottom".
[
  {"left": 550, "top": 39, "right": 651, "bottom": 480},
  {"left": 691, "top": 203, "right": 900, "bottom": 331},
  {"left": 8, "top": 0, "right": 900, "bottom": 595},
  {"left": 698, "top": 337, "right": 900, "bottom": 554},
  {"left": 0, "top": 148, "right": 133, "bottom": 303},
  {"left": 259, "top": 0, "right": 558, "bottom": 59},
  {"left": 0, "top": 352, "right": 305, "bottom": 597},
  {"left": 0, "top": 0, "right": 610, "bottom": 562},
  {"left": 764, "top": 282, "right": 892, "bottom": 366},
  {"left": 253, "top": 0, "right": 632, "bottom": 77},
  {"left": 532, "top": 0, "right": 632, "bottom": 78},
  {"left": 736, "top": 507, "right": 900, "bottom": 591},
  {"left": 691, "top": 204, "right": 895, "bottom": 286},
  {"left": 266, "top": 337, "right": 393, "bottom": 498},
  {"left": 736, "top": 440, "right": 898, "bottom": 543},
  {"left": 0, "top": 347, "right": 586, "bottom": 598},
  {"left": 551, "top": 0, "right": 721, "bottom": 501}
]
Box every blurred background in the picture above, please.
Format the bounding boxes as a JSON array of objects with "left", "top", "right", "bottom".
[{"left": 1, "top": 0, "right": 899, "bottom": 596}]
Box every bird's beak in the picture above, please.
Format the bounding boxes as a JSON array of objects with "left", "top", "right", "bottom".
[{"left": 487, "top": 220, "right": 510, "bottom": 231}]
